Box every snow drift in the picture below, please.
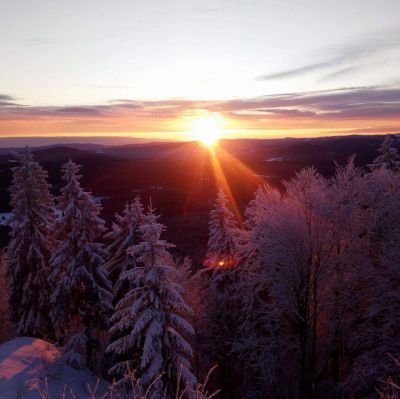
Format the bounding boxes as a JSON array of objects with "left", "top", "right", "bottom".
[{"left": 0, "top": 337, "right": 108, "bottom": 398}]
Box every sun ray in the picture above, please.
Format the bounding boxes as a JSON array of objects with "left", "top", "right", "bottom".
[
  {"left": 216, "top": 147, "right": 267, "bottom": 187},
  {"left": 204, "top": 143, "right": 272, "bottom": 227},
  {"left": 208, "top": 146, "right": 244, "bottom": 224}
]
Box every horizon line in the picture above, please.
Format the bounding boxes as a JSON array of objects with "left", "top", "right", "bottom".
[{"left": 0, "top": 132, "right": 398, "bottom": 150}]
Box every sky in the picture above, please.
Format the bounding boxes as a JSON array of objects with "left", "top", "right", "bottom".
[{"left": 0, "top": 0, "right": 399, "bottom": 142}]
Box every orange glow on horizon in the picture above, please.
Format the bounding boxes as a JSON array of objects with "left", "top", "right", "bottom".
[
  {"left": 0, "top": 109, "right": 398, "bottom": 140},
  {"left": 0, "top": 86, "right": 399, "bottom": 140}
]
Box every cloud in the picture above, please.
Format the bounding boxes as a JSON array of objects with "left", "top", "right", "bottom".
[
  {"left": 330, "top": 27, "right": 400, "bottom": 64},
  {"left": 319, "top": 65, "right": 364, "bottom": 82},
  {"left": 255, "top": 62, "right": 332, "bottom": 81},
  {"left": 1, "top": 87, "right": 399, "bottom": 120},
  {"left": 0, "top": 94, "right": 18, "bottom": 107},
  {"left": 202, "top": 86, "right": 400, "bottom": 116},
  {"left": 56, "top": 106, "right": 104, "bottom": 115},
  {"left": 0, "top": 95, "right": 15, "bottom": 102},
  {"left": 1, "top": 86, "right": 399, "bottom": 136},
  {"left": 81, "top": 85, "right": 136, "bottom": 89},
  {"left": 255, "top": 27, "right": 400, "bottom": 82},
  {"left": 222, "top": 87, "right": 400, "bottom": 121},
  {"left": 0, "top": 97, "right": 198, "bottom": 122}
]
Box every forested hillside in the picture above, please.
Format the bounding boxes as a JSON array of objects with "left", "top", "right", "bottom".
[{"left": 0, "top": 135, "right": 400, "bottom": 398}]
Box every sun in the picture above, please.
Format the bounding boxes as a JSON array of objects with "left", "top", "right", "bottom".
[{"left": 191, "top": 115, "right": 223, "bottom": 147}]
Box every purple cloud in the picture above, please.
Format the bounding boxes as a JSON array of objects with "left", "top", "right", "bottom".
[{"left": 0, "top": 86, "right": 399, "bottom": 124}]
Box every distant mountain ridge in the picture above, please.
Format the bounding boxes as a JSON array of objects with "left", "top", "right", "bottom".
[
  {"left": 0, "top": 135, "right": 175, "bottom": 150},
  {"left": 1, "top": 133, "right": 399, "bottom": 152}
]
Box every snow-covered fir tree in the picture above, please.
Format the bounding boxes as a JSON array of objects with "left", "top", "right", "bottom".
[
  {"left": 105, "top": 197, "right": 145, "bottom": 303},
  {"left": 369, "top": 135, "right": 400, "bottom": 172},
  {"left": 204, "top": 189, "right": 242, "bottom": 398},
  {"left": 50, "top": 160, "right": 112, "bottom": 367},
  {"left": 107, "top": 207, "right": 196, "bottom": 396},
  {"left": 205, "top": 188, "right": 241, "bottom": 270},
  {"left": 7, "top": 149, "right": 55, "bottom": 338},
  {"left": 103, "top": 198, "right": 146, "bottom": 378}
]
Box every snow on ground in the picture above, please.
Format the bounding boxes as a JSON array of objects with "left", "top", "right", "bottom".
[
  {"left": 0, "top": 212, "right": 12, "bottom": 226},
  {"left": 264, "top": 157, "right": 286, "bottom": 162},
  {"left": 0, "top": 337, "right": 109, "bottom": 398}
]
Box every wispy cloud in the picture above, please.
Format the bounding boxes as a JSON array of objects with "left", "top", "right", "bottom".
[
  {"left": 80, "top": 85, "right": 136, "bottom": 89},
  {"left": 207, "top": 87, "right": 400, "bottom": 118},
  {"left": 320, "top": 65, "right": 364, "bottom": 82},
  {"left": 0, "top": 95, "right": 14, "bottom": 102},
  {"left": 255, "top": 27, "right": 400, "bottom": 83},
  {"left": 0, "top": 94, "right": 18, "bottom": 107},
  {"left": 255, "top": 63, "right": 332, "bottom": 81}
]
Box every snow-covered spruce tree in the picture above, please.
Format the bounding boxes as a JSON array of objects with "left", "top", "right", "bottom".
[
  {"left": 50, "top": 160, "right": 112, "bottom": 368},
  {"left": 203, "top": 189, "right": 242, "bottom": 398},
  {"left": 7, "top": 149, "right": 55, "bottom": 338},
  {"left": 369, "top": 135, "right": 400, "bottom": 172},
  {"left": 103, "top": 198, "right": 145, "bottom": 378},
  {"left": 107, "top": 208, "right": 196, "bottom": 396},
  {"left": 105, "top": 197, "right": 145, "bottom": 303},
  {"left": 205, "top": 189, "right": 241, "bottom": 270}
]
